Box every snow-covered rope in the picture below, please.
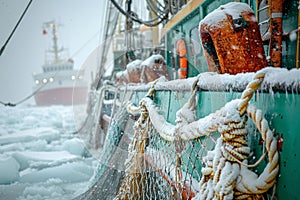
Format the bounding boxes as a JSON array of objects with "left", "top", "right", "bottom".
[
  {"left": 238, "top": 72, "right": 265, "bottom": 115},
  {"left": 141, "top": 77, "right": 200, "bottom": 142},
  {"left": 234, "top": 104, "right": 279, "bottom": 198},
  {"left": 191, "top": 72, "right": 279, "bottom": 199},
  {"left": 137, "top": 71, "right": 279, "bottom": 199}
]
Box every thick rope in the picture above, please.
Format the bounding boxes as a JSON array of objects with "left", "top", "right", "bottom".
[
  {"left": 120, "top": 71, "right": 279, "bottom": 199},
  {"left": 142, "top": 77, "right": 200, "bottom": 142},
  {"left": 238, "top": 72, "right": 265, "bottom": 115},
  {"left": 234, "top": 104, "right": 279, "bottom": 197},
  {"left": 192, "top": 72, "right": 279, "bottom": 200},
  {"left": 196, "top": 100, "right": 249, "bottom": 200}
]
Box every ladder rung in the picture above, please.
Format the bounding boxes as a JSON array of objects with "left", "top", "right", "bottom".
[
  {"left": 259, "top": 18, "right": 270, "bottom": 26},
  {"left": 258, "top": 5, "right": 270, "bottom": 12}
]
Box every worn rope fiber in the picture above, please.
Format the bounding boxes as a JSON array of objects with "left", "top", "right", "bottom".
[
  {"left": 194, "top": 72, "right": 279, "bottom": 199},
  {"left": 116, "top": 71, "right": 279, "bottom": 199}
]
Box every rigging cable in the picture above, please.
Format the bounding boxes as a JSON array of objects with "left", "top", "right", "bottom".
[
  {"left": 0, "top": 71, "right": 57, "bottom": 107},
  {"left": 0, "top": 83, "right": 45, "bottom": 107},
  {"left": 145, "top": 0, "right": 166, "bottom": 16},
  {"left": 110, "top": 0, "right": 169, "bottom": 27},
  {"left": 0, "top": 0, "right": 33, "bottom": 56},
  {"left": 145, "top": 0, "right": 169, "bottom": 22}
]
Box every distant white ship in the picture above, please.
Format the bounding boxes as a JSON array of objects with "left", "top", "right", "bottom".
[{"left": 32, "top": 21, "right": 88, "bottom": 106}]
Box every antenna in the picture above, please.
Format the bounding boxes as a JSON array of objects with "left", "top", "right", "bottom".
[{"left": 43, "top": 20, "right": 63, "bottom": 64}]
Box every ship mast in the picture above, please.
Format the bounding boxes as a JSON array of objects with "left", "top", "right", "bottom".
[
  {"left": 51, "top": 22, "right": 60, "bottom": 63},
  {"left": 43, "top": 20, "right": 62, "bottom": 64}
]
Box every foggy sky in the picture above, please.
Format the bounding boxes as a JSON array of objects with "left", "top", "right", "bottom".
[{"left": 0, "top": 0, "right": 105, "bottom": 105}]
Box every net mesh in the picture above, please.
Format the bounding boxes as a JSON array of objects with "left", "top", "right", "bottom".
[
  {"left": 76, "top": 71, "right": 279, "bottom": 200},
  {"left": 114, "top": 115, "right": 221, "bottom": 200}
]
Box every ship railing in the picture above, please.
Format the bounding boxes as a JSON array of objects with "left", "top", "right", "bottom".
[
  {"left": 89, "top": 82, "right": 135, "bottom": 150},
  {"left": 107, "top": 68, "right": 299, "bottom": 199}
]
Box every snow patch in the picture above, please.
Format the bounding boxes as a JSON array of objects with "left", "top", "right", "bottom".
[
  {"left": 141, "top": 54, "right": 165, "bottom": 67},
  {"left": 200, "top": 2, "right": 253, "bottom": 29},
  {"left": 126, "top": 59, "right": 143, "bottom": 71}
]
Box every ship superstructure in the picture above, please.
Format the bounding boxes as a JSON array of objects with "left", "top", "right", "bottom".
[{"left": 32, "top": 21, "right": 87, "bottom": 106}]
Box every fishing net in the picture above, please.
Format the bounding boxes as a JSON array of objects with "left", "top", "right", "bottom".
[
  {"left": 113, "top": 71, "right": 279, "bottom": 200},
  {"left": 109, "top": 112, "right": 220, "bottom": 200},
  {"left": 142, "top": 122, "right": 220, "bottom": 199},
  {"left": 113, "top": 81, "right": 221, "bottom": 200},
  {"left": 77, "top": 71, "right": 279, "bottom": 200}
]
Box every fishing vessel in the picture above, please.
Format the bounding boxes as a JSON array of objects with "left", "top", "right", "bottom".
[
  {"left": 76, "top": 0, "right": 300, "bottom": 199},
  {"left": 32, "top": 21, "right": 88, "bottom": 106}
]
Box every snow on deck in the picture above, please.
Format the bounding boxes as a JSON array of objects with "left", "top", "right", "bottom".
[
  {"left": 126, "top": 59, "right": 143, "bottom": 71},
  {"left": 141, "top": 54, "right": 165, "bottom": 67},
  {"left": 124, "top": 67, "right": 300, "bottom": 93}
]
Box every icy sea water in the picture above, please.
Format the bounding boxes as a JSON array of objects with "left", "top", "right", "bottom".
[{"left": 0, "top": 105, "right": 97, "bottom": 200}]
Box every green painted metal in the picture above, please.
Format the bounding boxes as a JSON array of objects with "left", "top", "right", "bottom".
[{"left": 256, "top": 92, "right": 300, "bottom": 199}]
